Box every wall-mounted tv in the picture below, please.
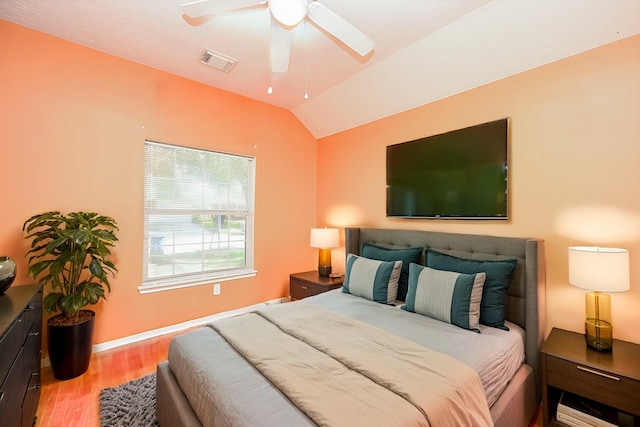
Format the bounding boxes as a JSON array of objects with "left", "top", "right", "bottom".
[{"left": 386, "top": 118, "right": 508, "bottom": 219}]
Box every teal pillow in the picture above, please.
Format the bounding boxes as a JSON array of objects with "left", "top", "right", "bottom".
[
  {"left": 425, "top": 249, "right": 517, "bottom": 330},
  {"left": 342, "top": 254, "right": 401, "bottom": 304},
  {"left": 361, "top": 242, "right": 423, "bottom": 301},
  {"left": 402, "top": 263, "right": 485, "bottom": 332}
]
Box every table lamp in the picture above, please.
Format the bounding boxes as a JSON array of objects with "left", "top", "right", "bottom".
[
  {"left": 568, "top": 246, "right": 630, "bottom": 352},
  {"left": 310, "top": 228, "right": 339, "bottom": 277}
]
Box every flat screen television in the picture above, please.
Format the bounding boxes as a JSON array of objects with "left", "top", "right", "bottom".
[{"left": 386, "top": 118, "right": 508, "bottom": 219}]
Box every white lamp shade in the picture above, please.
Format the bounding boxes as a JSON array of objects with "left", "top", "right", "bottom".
[
  {"left": 568, "top": 246, "right": 630, "bottom": 292},
  {"left": 310, "top": 228, "right": 340, "bottom": 249}
]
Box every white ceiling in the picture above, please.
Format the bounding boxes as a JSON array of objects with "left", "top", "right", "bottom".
[{"left": 1, "top": 0, "right": 639, "bottom": 138}]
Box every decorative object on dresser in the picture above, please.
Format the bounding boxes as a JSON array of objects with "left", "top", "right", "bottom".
[
  {"left": 22, "top": 211, "right": 119, "bottom": 380},
  {"left": 309, "top": 228, "right": 340, "bottom": 277},
  {"left": 540, "top": 327, "right": 640, "bottom": 427},
  {"left": 0, "top": 256, "right": 17, "bottom": 294},
  {"left": 568, "top": 246, "right": 630, "bottom": 352},
  {"left": 0, "top": 284, "right": 43, "bottom": 427},
  {"left": 289, "top": 270, "right": 343, "bottom": 300}
]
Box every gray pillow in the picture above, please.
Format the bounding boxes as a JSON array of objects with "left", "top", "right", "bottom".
[
  {"left": 342, "top": 254, "right": 401, "bottom": 304},
  {"left": 402, "top": 263, "right": 486, "bottom": 332}
]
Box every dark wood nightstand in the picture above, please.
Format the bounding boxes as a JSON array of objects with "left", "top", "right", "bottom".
[
  {"left": 540, "top": 327, "right": 640, "bottom": 426},
  {"left": 289, "top": 271, "right": 343, "bottom": 300}
]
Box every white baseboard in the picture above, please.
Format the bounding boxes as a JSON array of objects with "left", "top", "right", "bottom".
[{"left": 41, "top": 296, "right": 289, "bottom": 368}]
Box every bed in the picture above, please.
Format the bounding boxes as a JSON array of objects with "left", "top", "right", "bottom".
[{"left": 156, "top": 227, "right": 546, "bottom": 426}]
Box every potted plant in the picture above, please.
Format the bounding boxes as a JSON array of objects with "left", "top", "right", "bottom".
[{"left": 23, "top": 211, "right": 118, "bottom": 380}]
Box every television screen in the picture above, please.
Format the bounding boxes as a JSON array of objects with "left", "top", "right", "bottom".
[{"left": 386, "top": 118, "right": 508, "bottom": 219}]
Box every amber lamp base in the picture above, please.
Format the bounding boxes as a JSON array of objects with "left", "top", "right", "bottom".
[
  {"left": 584, "top": 291, "right": 613, "bottom": 352},
  {"left": 317, "top": 248, "right": 332, "bottom": 277}
]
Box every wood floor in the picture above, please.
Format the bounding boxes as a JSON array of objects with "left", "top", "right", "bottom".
[
  {"left": 35, "top": 328, "right": 543, "bottom": 427},
  {"left": 35, "top": 330, "right": 184, "bottom": 427}
]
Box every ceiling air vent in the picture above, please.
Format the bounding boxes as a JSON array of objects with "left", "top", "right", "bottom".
[{"left": 200, "top": 49, "right": 238, "bottom": 72}]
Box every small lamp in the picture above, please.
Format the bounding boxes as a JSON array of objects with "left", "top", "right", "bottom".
[
  {"left": 568, "top": 246, "right": 630, "bottom": 352},
  {"left": 310, "top": 228, "right": 340, "bottom": 277}
]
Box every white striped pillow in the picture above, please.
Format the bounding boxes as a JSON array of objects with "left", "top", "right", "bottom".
[
  {"left": 402, "top": 263, "right": 486, "bottom": 332},
  {"left": 342, "top": 254, "right": 401, "bottom": 304}
]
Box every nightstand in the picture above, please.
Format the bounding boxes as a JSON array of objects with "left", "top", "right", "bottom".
[
  {"left": 289, "top": 271, "right": 343, "bottom": 300},
  {"left": 540, "top": 327, "right": 640, "bottom": 426}
]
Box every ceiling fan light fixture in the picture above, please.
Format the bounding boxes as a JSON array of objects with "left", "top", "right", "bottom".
[{"left": 268, "top": 0, "right": 307, "bottom": 28}]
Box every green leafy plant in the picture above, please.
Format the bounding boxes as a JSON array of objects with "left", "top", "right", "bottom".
[{"left": 23, "top": 211, "right": 118, "bottom": 321}]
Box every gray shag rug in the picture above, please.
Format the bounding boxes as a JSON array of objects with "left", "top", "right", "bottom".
[{"left": 99, "top": 373, "right": 159, "bottom": 426}]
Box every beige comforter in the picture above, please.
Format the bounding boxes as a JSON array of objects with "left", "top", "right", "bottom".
[{"left": 211, "top": 303, "right": 492, "bottom": 427}]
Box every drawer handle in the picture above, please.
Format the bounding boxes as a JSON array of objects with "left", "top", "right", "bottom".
[
  {"left": 577, "top": 365, "right": 620, "bottom": 381},
  {"left": 301, "top": 286, "right": 309, "bottom": 290},
  {"left": 28, "top": 384, "right": 41, "bottom": 391},
  {"left": 0, "top": 391, "right": 3, "bottom": 402},
  {"left": 29, "top": 331, "right": 41, "bottom": 336}
]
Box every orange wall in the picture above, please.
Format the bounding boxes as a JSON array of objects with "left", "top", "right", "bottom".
[
  {"left": 318, "top": 35, "right": 640, "bottom": 344},
  {"left": 0, "top": 20, "right": 320, "bottom": 346},
  {"left": 3, "top": 19, "right": 639, "bottom": 348}
]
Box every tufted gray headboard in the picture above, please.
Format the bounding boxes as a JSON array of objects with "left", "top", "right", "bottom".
[{"left": 345, "top": 227, "right": 546, "bottom": 397}]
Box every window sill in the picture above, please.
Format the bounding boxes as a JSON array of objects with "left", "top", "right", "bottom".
[{"left": 138, "top": 269, "right": 257, "bottom": 294}]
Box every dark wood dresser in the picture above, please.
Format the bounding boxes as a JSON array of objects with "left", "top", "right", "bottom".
[{"left": 0, "top": 284, "right": 43, "bottom": 427}]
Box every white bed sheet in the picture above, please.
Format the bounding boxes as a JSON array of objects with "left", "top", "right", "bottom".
[{"left": 304, "top": 289, "right": 525, "bottom": 407}]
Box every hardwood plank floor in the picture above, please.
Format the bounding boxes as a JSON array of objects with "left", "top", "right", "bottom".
[
  {"left": 35, "top": 330, "right": 186, "bottom": 427},
  {"left": 35, "top": 328, "right": 543, "bottom": 427}
]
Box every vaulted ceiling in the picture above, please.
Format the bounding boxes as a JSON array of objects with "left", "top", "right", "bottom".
[{"left": 1, "top": 0, "right": 638, "bottom": 137}]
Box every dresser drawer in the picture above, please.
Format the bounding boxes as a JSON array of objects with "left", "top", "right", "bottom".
[
  {"left": 0, "top": 313, "right": 25, "bottom": 382},
  {"left": 22, "top": 370, "right": 41, "bottom": 427},
  {"left": 290, "top": 279, "right": 323, "bottom": 300},
  {"left": 0, "top": 348, "right": 25, "bottom": 427},
  {"left": 22, "top": 290, "right": 42, "bottom": 333},
  {"left": 546, "top": 355, "right": 640, "bottom": 415},
  {"left": 290, "top": 278, "right": 342, "bottom": 300},
  {"left": 24, "top": 319, "right": 42, "bottom": 376}
]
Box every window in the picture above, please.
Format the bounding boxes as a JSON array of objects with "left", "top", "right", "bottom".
[{"left": 139, "top": 141, "right": 256, "bottom": 294}]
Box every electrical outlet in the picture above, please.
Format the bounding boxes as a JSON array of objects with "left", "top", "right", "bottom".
[{"left": 213, "top": 283, "right": 221, "bottom": 295}]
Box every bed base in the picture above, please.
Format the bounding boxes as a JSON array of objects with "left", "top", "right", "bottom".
[
  {"left": 157, "top": 361, "right": 201, "bottom": 427},
  {"left": 156, "top": 360, "right": 537, "bottom": 427}
]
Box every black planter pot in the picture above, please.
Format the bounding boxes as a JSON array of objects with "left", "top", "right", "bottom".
[{"left": 47, "top": 310, "right": 95, "bottom": 380}]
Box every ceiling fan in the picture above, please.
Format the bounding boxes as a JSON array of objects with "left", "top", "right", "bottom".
[{"left": 180, "top": 0, "right": 375, "bottom": 73}]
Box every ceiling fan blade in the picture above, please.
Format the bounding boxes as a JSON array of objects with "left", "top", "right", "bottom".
[
  {"left": 270, "top": 17, "right": 296, "bottom": 73},
  {"left": 307, "top": 2, "right": 374, "bottom": 56},
  {"left": 182, "top": 14, "right": 215, "bottom": 27},
  {"left": 181, "top": 0, "right": 266, "bottom": 19}
]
